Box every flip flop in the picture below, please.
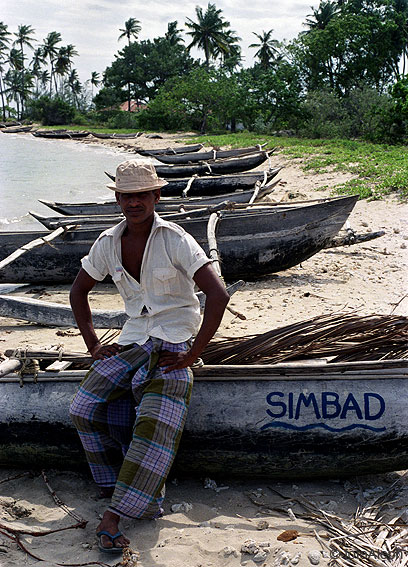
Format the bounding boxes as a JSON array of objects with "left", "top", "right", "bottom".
[{"left": 97, "top": 530, "right": 126, "bottom": 554}]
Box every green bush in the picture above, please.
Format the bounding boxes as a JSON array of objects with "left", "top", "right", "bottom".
[
  {"left": 27, "top": 96, "right": 75, "bottom": 125},
  {"left": 106, "top": 111, "right": 140, "bottom": 130}
]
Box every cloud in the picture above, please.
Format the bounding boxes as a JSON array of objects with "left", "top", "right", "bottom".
[{"left": 3, "top": 0, "right": 319, "bottom": 83}]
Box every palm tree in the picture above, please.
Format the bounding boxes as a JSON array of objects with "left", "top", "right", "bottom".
[
  {"left": 0, "top": 22, "right": 11, "bottom": 120},
  {"left": 13, "top": 24, "right": 35, "bottom": 116},
  {"left": 90, "top": 71, "right": 100, "bottom": 98},
  {"left": 303, "top": 1, "right": 340, "bottom": 32},
  {"left": 216, "top": 28, "right": 242, "bottom": 70},
  {"left": 42, "top": 31, "right": 62, "bottom": 96},
  {"left": 185, "top": 3, "right": 233, "bottom": 67},
  {"left": 249, "top": 29, "right": 280, "bottom": 69},
  {"left": 31, "top": 47, "right": 46, "bottom": 95},
  {"left": 118, "top": 18, "right": 141, "bottom": 45},
  {"left": 165, "top": 21, "right": 184, "bottom": 45},
  {"left": 67, "top": 68, "right": 81, "bottom": 107},
  {"left": 55, "top": 47, "right": 71, "bottom": 93}
]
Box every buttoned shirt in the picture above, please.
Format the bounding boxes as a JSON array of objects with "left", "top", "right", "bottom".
[{"left": 81, "top": 213, "right": 211, "bottom": 345}]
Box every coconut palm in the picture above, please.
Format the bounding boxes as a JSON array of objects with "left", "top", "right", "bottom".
[
  {"left": 249, "top": 29, "right": 280, "bottom": 69},
  {"left": 165, "top": 21, "right": 184, "bottom": 45},
  {"left": 31, "top": 47, "right": 46, "bottom": 96},
  {"left": 215, "top": 28, "right": 242, "bottom": 70},
  {"left": 67, "top": 68, "right": 81, "bottom": 107},
  {"left": 118, "top": 18, "right": 141, "bottom": 45},
  {"left": 185, "top": 3, "right": 233, "bottom": 67},
  {"left": 42, "top": 31, "right": 62, "bottom": 96},
  {"left": 13, "top": 24, "right": 35, "bottom": 116},
  {"left": 303, "top": 1, "right": 340, "bottom": 32},
  {"left": 0, "top": 22, "right": 11, "bottom": 120},
  {"left": 55, "top": 47, "right": 71, "bottom": 93},
  {"left": 90, "top": 71, "right": 100, "bottom": 97}
]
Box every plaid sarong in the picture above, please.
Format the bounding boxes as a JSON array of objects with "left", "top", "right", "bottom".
[{"left": 69, "top": 338, "right": 193, "bottom": 519}]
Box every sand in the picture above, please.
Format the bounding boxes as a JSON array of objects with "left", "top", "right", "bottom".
[{"left": 0, "top": 132, "right": 407, "bottom": 567}]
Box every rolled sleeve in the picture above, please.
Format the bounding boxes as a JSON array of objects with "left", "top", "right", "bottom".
[
  {"left": 177, "top": 233, "right": 211, "bottom": 279},
  {"left": 81, "top": 238, "right": 109, "bottom": 281}
]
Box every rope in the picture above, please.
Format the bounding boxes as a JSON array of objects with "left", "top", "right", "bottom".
[{"left": 204, "top": 162, "right": 213, "bottom": 174}]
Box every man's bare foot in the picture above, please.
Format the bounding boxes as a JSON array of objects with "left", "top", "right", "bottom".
[{"left": 96, "top": 510, "right": 130, "bottom": 552}]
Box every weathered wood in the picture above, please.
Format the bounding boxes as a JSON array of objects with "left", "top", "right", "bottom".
[
  {"left": 325, "top": 230, "right": 385, "bottom": 248},
  {"left": 0, "top": 196, "right": 359, "bottom": 283},
  {"left": 0, "top": 358, "right": 23, "bottom": 378},
  {"left": 0, "top": 360, "right": 406, "bottom": 477},
  {"left": 0, "top": 226, "right": 74, "bottom": 271},
  {"left": 44, "top": 360, "right": 72, "bottom": 372}
]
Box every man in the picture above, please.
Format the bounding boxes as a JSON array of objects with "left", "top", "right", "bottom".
[{"left": 69, "top": 159, "right": 229, "bottom": 554}]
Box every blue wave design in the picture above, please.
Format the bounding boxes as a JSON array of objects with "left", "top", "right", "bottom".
[{"left": 260, "top": 422, "right": 386, "bottom": 433}]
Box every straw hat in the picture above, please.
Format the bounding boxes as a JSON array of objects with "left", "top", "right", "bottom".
[{"left": 106, "top": 159, "right": 168, "bottom": 193}]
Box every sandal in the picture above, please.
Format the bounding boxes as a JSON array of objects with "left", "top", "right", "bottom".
[{"left": 97, "top": 530, "right": 126, "bottom": 554}]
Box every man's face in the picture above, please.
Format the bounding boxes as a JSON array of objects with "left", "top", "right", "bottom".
[{"left": 116, "top": 189, "right": 160, "bottom": 224}]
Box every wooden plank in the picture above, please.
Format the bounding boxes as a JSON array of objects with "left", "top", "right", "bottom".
[{"left": 44, "top": 360, "right": 72, "bottom": 372}]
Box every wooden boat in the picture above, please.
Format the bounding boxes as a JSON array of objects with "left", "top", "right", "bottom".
[
  {"left": 0, "top": 282, "right": 243, "bottom": 328},
  {"left": 102, "top": 167, "right": 281, "bottom": 198},
  {"left": 90, "top": 132, "right": 142, "bottom": 139},
  {"left": 0, "top": 294, "right": 127, "bottom": 328},
  {"left": 32, "top": 130, "right": 89, "bottom": 139},
  {"left": 35, "top": 185, "right": 272, "bottom": 220},
  {"left": 154, "top": 145, "right": 268, "bottom": 164},
  {"left": 0, "top": 359, "right": 406, "bottom": 477},
  {"left": 137, "top": 143, "right": 204, "bottom": 156},
  {"left": 154, "top": 151, "right": 270, "bottom": 178},
  {"left": 1, "top": 125, "right": 33, "bottom": 133},
  {"left": 0, "top": 195, "right": 358, "bottom": 284}
]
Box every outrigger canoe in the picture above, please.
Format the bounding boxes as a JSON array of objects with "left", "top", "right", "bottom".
[
  {"left": 0, "top": 195, "right": 358, "bottom": 284},
  {"left": 136, "top": 143, "right": 204, "bottom": 156},
  {"left": 154, "top": 145, "right": 268, "bottom": 164},
  {"left": 154, "top": 151, "right": 270, "bottom": 178},
  {"left": 102, "top": 167, "right": 281, "bottom": 198},
  {"left": 37, "top": 182, "right": 275, "bottom": 217},
  {"left": 0, "top": 359, "right": 406, "bottom": 477}
]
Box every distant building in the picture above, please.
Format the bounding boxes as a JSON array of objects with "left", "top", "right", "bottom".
[{"left": 118, "top": 100, "right": 147, "bottom": 112}]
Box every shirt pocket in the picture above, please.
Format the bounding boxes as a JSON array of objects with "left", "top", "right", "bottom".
[{"left": 152, "top": 267, "right": 180, "bottom": 295}]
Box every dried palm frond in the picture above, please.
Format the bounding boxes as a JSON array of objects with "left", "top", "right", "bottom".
[{"left": 202, "top": 313, "right": 408, "bottom": 365}]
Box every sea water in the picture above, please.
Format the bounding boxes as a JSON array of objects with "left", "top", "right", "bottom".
[{"left": 0, "top": 132, "right": 133, "bottom": 231}]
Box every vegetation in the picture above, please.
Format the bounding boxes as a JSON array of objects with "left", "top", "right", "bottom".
[
  {"left": 187, "top": 133, "right": 408, "bottom": 199},
  {"left": 1, "top": 0, "right": 408, "bottom": 189}
]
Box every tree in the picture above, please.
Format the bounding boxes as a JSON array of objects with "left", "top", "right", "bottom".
[
  {"left": 13, "top": 24, "right": 35, "bottom": 116},
  {"left": 293, "top": 2, "right": 403, "bottom": 95},
  {"left": 165, "top": 21, "right": 184, "bottom": 45},
  {"left": 42, "top": 31, "right": 62, "bottom": 96},
  {"left": 138, "top": 67, "right": 245, "bottom": 133},
  {"left": 0, "top": 22, "right": 11, "bottom": 120},
  {"left": 185, "top": 3, "right": 235, "bottom": 67},
  {"left": 118, "top": 18, "right": 141, "bottom": 45},
  {"left": 100, "top": 36, "right": 196, "bottom": 110},
  {"left": 31, "top": 47, "right": 46, "bottom": 95},
  {"left": 90, "top": 71, "right": 100, "bottom": 98},
  {"left": 249, "top": 30, "right": 280, "bottom": 69},
  {"left": 303, "top": 1, "right": 340, "bottom": 32},
  {"left": 67, "top": 68, "right": 81, "bottom": 107}
]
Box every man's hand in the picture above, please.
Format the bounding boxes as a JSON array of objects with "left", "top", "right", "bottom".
[
  {"left": 90, "top": 342, "right": 121, "bottom": 360},
  {"left": 158, "top": 349, "right": 197, "bottom": 373}
]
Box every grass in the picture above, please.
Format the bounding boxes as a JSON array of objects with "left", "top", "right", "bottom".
[{"left": 188, "top": 133, "right": 408, "bottom": 200}]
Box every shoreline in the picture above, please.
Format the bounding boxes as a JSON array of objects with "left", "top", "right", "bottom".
[{"left": 0, "top": 131, "right": 407, "bottom": 567}]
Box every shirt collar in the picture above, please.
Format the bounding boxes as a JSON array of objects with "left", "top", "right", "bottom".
[{"left": 103, "top": 212, "right": 179, "bottom": 238}]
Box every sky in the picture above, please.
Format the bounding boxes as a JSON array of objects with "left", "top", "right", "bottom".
[{"left": 3, "top": 0, "right": 319, "bottom": 86}]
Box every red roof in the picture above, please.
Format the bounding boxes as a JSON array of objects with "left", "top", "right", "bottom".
[{"left": 118, "top": 100, "right": 147, "bottom": 112}]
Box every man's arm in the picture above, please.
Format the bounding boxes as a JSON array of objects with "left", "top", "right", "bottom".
[
  {"left": 70, "top": 268, "right": 120, "bottom": 360},
  {"left": 158, "top": 263, "right": 230, "bottom": 373}
]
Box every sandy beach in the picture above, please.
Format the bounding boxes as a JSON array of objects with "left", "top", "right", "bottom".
[{"left": 0, "top": 132, "right": 407, "bottom": 567}]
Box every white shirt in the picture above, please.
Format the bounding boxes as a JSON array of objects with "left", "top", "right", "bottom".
[{"left": 81, "top": 213, "right": 211, "bottom": 345}]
